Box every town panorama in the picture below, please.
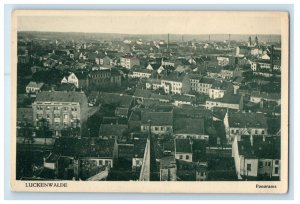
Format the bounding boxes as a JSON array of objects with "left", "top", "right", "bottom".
[{"left": 16, "top": 32, "right": 281, "bottom": 181}]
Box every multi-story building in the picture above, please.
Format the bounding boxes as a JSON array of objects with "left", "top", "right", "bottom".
[
  {"left": 26, "top": 81, "right": 44, "bottom": 94},
  {"left": 140, "top": 110, "right": 173, "bottom": 135},
  {"left": 128, "top": 68, "right": 153, "bottom": 79},
  {"left": 224, "top": 111, "right": 268, "bottom": 144},
  {"left": 161, "top": 73, "right": 191, "bottom": 95},
  {"left": 32, "top": 91, "right": 88, "bottom": 136},
  {"left": 189, "top": 74, "right": 214, "bottom": 95},
  {"left": 120, "top": 56, "right": 140, "bottom": 69},
  {"left": 88, "top": 69, "right": 121, "bottom": 89},
  {"left": 232, "top": 136, "right": 280, "bottom": 180},
  {"left": 209, "top": 80, "right": 233, "bottom": 99},
  {"left": 206, "top": 94, "right": 243, "bottom": 110}
]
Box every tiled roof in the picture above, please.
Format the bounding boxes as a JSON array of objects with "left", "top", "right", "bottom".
[
  {"left": 228, "top": 112, "right": 268, "bottom": 128},
  {"left": 141, "top": 111, "right": 173, "bottom": 126},
  {"left": 35, "top": 91, "right": 87, "bottom": 105},
  {"left": 174, "top": 118, "right": 205, "bottom": 135},
  {"left": 133, "top": 89, "right": 153, "bottom": 98},
  {"left": 175, "top": 139, "right": 192, "bottom": 153},
  {"left": 99, "top": 124, "right": 128, "bottom": 137}
]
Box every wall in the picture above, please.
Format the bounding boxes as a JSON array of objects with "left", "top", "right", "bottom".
[{"left": 175, "top": 153, "right": 193, "bottom": 162}]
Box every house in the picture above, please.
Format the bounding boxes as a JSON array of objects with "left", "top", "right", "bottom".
[
  {"left": 250, "top": 92, "right": 281, "bottom": 105},
  {"left": 26, "top": 81, "right": 44, "bottom": 94},
  {"left": 250, "top": 59, "right": 281, "bottom": 72},
  {"left": 206, "top": 66, "right": 222, "bottom": 78},
  {"left": 44, "top": 137, "right": 116, "bottom": 179},
  {"left": 120, "top": 56, "right": 140, "bottom": 69},
  {"left": 161, "top": 73, "right": 191, "bottom": 95},
  {"left": 209, "top": 80, "right": 233, "bottom": 99},
  {"left": 159, "top": 156, "right": 177, "bottom": 181},
  {"left": 232, "top": 136, "right": 280, "bottom": 180},
  {"left": 98, "top": 124, "right": 128, "bottom": 139},
  {"left": 236, "top": 46, "right": 251, "bottom": 57},
  {"left": 145, "top": 78, "right": 163, "bottom": 90},
  {"left": 206, "top": 94, "right": 243, "bottom": 110},
  {"left": 32, "top": 91, "right": 88, "bottom": 136},
  {"left": 133, "top": 89, "right": 153, "bottom": 103},
  {"left": 190, "top": 75, "right": 214, "bottom": 95},
  {"left": 220, "top": 65, "right": 235, "bottom": 80},
  {"left": 140, "top": 110, "right": 173, "bottom": 135},
  {"left": 175, "top": 139, "right": 193, "bottom": 162},
  {"left": 88, "top": 69, "right": 121, "bottom": 89},
  {"left": 217, "top": 56, "right": 230, "bottom": 67},
  {"left": 150, "top": 93, "right": 172, "bottom": 104},
  {"left": 98, "top": 92, "right": 133, "bottom": 118},
  {"left": 128, "top": 68, "right": 153, "bottom": 79},
  {"left": 173, "top": 118, "right": 209, "bottom": 140},
  {"left": 172, "top": 94, "right": 195, "bottom": 107},
  {"left": 224, "top": 111, "right": 268, "bottom": 144}
]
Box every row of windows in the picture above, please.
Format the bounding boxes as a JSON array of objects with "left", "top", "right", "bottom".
[
  {"left": 37, "top": 113, "right": 78, "bottom": 119},
  {"left": 231, "top": 129, "right": 265, "bottom": 135},
  {"left": 259, "top": 160, "right": 279, "bottom": 168},
  {"left": 36, "top": 106, "right": 78, "bottom": 111},
  {"left": 142, "top": 126, "right": 171, "bottom": 131},
  {"left": 179, "top": 155, "right": 190, "bottom": 160}
]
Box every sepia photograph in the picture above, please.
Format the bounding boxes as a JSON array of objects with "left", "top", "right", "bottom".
[{"left": 10, "top": 10, "right": 289, "bottom": 193}]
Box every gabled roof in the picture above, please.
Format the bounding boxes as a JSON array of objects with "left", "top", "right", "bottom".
[
  {"left": 99, "top": 124, "right": 128, "bottom": 137},
  {"left": 98, "top": 92, "right": 133, "bottom": 107},
  {"left": 141, "top": 111, "right": 173, "bottom": 126},
  {"left": 133, "top": 89, "right": 153, "bottom": 99},
  {"left": 228, "top": 112, "right": 268, "bottom": 129},
  {"left": 174, "top": 118, "right": 205, "bottom": 135}
]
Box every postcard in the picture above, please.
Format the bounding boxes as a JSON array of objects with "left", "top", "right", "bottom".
[{"left": 10, "top": 10, "right": 289, "bottom": 193}]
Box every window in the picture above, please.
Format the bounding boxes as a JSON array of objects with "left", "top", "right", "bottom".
[
  {"left": 64, "top": 107, "right": 68, "bottom": 111},
  {"left": 64, "top": 114, "right": 68, "bottom": 119},
  {"left": 46, "top": 114, "right": 50, "bottom": 119},
  {"left": 155, "top": 127, "right": 159, "bottom": 131},
  {"left": 255, "top": 130, "right": 258, "bottom": 134},
  {"left": 274, "top": 167, "right": 279, "bottom": 174},
  {"left": 160, "top": 127, "right": 164, "bottom": 131},
  {"left": 259, "top": 161, "right": 263, "bottom": 168},
  {"left": 46, "top": 106, "right": 50, "bottom": 110},
  {"left": 186, "top": 155, "right": 190, "bottom": 160},
  {"left": 236, "top": 130, "right": 239, "bottom": 134},
  {"left": 105, "top": 160, "right": 109, "bottom": 166},
  {"left": 231, "top": 130, "right": 234, "bottom": 134},
  {"left": 275, "top": 160, "right": 279, "bottom": 165},
  {"left": 247, "top": 164, "right": 251, "bottom": 171},
  {"left": 268, "top": 161, "right": 271, "bottom": 166},
  {"left": 262, "top": 130, "right": 265, "bottom": 135},
  {"left": 179, "top": 155, "right": 183, "bottom": 159}
]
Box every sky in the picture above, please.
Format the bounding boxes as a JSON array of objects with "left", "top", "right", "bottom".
[{"left": 17, "top": 11, "right": 283, "bottom": 35}]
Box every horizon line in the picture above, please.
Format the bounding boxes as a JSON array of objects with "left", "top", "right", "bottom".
[{"left": 18, "top": 30, "right": 282, "bottom": 36}]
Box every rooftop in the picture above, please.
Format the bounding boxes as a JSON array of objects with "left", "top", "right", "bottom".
[
  {"left": 175, "top": 139, "right": 192, "bottom": 153},
  {"left": 228, "top": 112, "right": 268, "bottom": 128},
  {"left": 174, "top": 118, "right": 205, "bottom": 135},
  {"left": 35, "top": 91, "right": 87, "bottom": 106}
]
